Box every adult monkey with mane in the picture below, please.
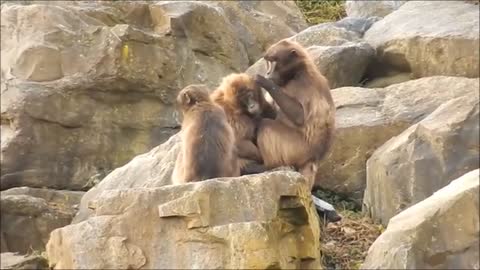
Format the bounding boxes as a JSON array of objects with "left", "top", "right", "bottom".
[
  {"left": 211, "top": 73, "right": 276, "bottom": 175},
  {"left": 254, "top": 39, "right": 339, "bottom": 221},
  {"left": 172, "top": 84, "right": 240, "bottom": 184}
]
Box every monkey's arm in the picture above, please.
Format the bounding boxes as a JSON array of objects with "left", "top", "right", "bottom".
[
  {"left": 255, "top": 75, "right": 304, "bottom": 126},
  {"left": 237, "top": 139, "right": 263, "bottom": 162},
  {"left": 261, "top": 102, "right": 277, "bottom": 119}
]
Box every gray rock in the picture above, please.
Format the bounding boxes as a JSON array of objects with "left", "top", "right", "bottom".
[
  {"left": 345, "top": 0, "right": 407, "bottom": 18},
  {"left": 361, "top": 169, "right": 479, "bottom": 269},
  {"left": 308, "top": 42, "right": 375, "bottom": 88},
  {"left": 363, "top": 96, "right": 479, "bottom": 225},
  {"left": 332, "top": 16, "right": 382, "bottom": 37},
  {"left": 364, "top": 1, "right": 479, "bottom": 78}
]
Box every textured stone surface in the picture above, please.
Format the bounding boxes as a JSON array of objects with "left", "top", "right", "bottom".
[
  {"left": 361, "top": 169, "right": 480, "bottom": 269},
  {"left": 315, "top": 76, "right": 479, "bottom": 201},
  {"left": 1, "top": 187, "right": 84, "bottom": 253},
  {"left": 48, "top": 172, "right": 322, "bottom": 269},
  {"left": 363, "top": 96, "right": 479, "bottom": 225},
  {"left": 364, "top": 1, "right": 479, "bottom": 78},
  {"left": 345, "top": 0, "right": 407, "bottom": 18}
]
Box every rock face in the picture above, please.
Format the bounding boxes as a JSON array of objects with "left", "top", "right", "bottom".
[
  {"left": 363, "top": 96, "right": 479, "bottom": 225},
  {"left": 47, "top": 172, "right": 322, "bottom": 269},
  {"left": 0, "top": 1, "right": 306, "bottom": 191},
  {"left": 316, "top": 76, "right": 479, "bottom": 201},
  {"left": 0, "top": 252, "right": 49, "bottom": 270},
  {"left": 345, "top": 0, "right": 406, "bottom": 18},
  {"left": 365, "top": 1, "right": 479, "bottom": 78},
  {"left": 361, "top": 169, "right": 480, "bottom": 269},
  {"left": 1, "top": 187, "right": 84, "bottom": 253}
]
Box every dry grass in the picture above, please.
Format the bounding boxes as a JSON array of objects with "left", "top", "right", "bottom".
[
  {"left": 320, "top": 210, "right": 384, "bottom": 270},
  {"left": 295, "top": 0, "right": 346, "bottom": 25},
  {"left": 314, "top": 188, "right": 383, "bottom": 269}
]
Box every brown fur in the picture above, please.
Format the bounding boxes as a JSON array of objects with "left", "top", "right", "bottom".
[
  {"left": 256, "top": 39, "right": 336, "bottom": 189},
  {"left": 172, "top": 84, "right": 240, "bottom": 184},
  {"left": 210, "top": 73, "right": 276, "bottom": 174}
]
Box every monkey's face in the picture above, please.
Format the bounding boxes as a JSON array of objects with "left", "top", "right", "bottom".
[
  {"left": 238, "top": 88, "right": 261, "bottom": 117},
  {"left": 264, "top": 40, "right": 305, "bottom": 86},
  {"left": 177, "top": 85, "right": 211, "bottom": 111}
]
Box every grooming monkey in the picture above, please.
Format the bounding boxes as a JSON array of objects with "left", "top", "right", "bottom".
[{"left": 211, "top": 73, "right": 276, "bottom": 175}]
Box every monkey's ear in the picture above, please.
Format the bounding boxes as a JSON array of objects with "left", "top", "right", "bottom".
[
  {"left": 290, "top": 49, "right": 297, "bottom": 56},
  {"left": 182, "top": 92, "right": 191, "bottom": 105}
]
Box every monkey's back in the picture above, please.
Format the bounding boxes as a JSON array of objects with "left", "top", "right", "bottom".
[{"left": 182, "top": 103, "right": 239, "bottom": 181}]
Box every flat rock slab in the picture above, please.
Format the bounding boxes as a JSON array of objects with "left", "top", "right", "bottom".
[{"left": 48, "top": 171, "right": 322, "bottom": 269}]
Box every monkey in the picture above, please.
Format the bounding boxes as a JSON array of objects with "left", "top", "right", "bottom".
[
  {"left": 171, "top": 84, "right": 240, "bottom": 184},
  {"left": 210, "top": 73, "right": 276, "bottom": 175},
  {"left": 254, "top": 38, "right": 336, "bottom": 190}
]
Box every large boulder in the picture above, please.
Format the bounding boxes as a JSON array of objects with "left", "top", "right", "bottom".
[
  {"left": 364, "top": 1, "right": 479, "bottom": 78},
  {"left": 361, "top": 169, "right": 479, "bottom": 269},
  {"left": 315, "top": 76, "right": 479, "bottom": 201},
  {"left": 363, "top": 96, "right": 479, "bottom": 225},
  {"left": 345, "top": 0, "right": 407, "bottom": 18},
  {"left": 47, "top": 171, "right": 322, "bottom": 269},
  {"left": 0, "top": 1, "right": 307, "bottom": 191},
  {"left": 1, "top": 187, "right": 84, "bottom": 253},
  {"left": 307, "top": 42, "right": 374, "bottom": 89}
]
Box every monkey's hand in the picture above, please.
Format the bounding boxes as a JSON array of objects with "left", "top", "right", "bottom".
[
  {"left": 254, "top": 74, "right": 280, "bottom": 93},
  {"left": 255, "top": 74, "right": 305, "bottom": 126}
]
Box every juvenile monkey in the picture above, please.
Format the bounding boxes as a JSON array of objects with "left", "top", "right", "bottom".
[
  {"left": 172, "top": 84, "right": 240, "bottom": 184},
  {"left": 255, "top": 39, "right": 336, "bottom": 190},
  {"left": 210, "top": 73, "right": 276, "bottom": 175}
]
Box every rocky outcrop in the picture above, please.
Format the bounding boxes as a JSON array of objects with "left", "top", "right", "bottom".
[
  {"left": 361, "top": 169, "right": 479, "bottom": 269},
  {"left": 1, "top": 187, "right": 84, "bottom": 253},
  {"left": 0, "top": 252, "right": 48, "bottom": 270},
  {"left": 315, "top": 76, "right": 479, "bottom": 201},
  {"left": 365, "top": 1, "right": 479, "bottom": 78},
  {"left": 0, "top": 1, "right": 306, "bottom": 191},
  {"left": 363, "top": 96, "right": 479, "bottom": 225},
  {"left": 345, "top": 0, "right": 407, "bottom": 18},
  {"left": 47, "top": 171, "right": 322, "bottom": 269}
]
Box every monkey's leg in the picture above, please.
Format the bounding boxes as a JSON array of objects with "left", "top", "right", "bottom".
[
  {"left": 237, "top": 139, "right": 263, "bottom": 162},
  {"left": 299, "top": 161, "right": 318, "bottom": 190},
  {"left": 240, "top": 159, "right": 267, "bottom": 175},
  {"left": 171, "top": 150, "right": 185, "bottom": 184},
  {"left": 257, "top": 119, "right": 311, "bottom": 169}
]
